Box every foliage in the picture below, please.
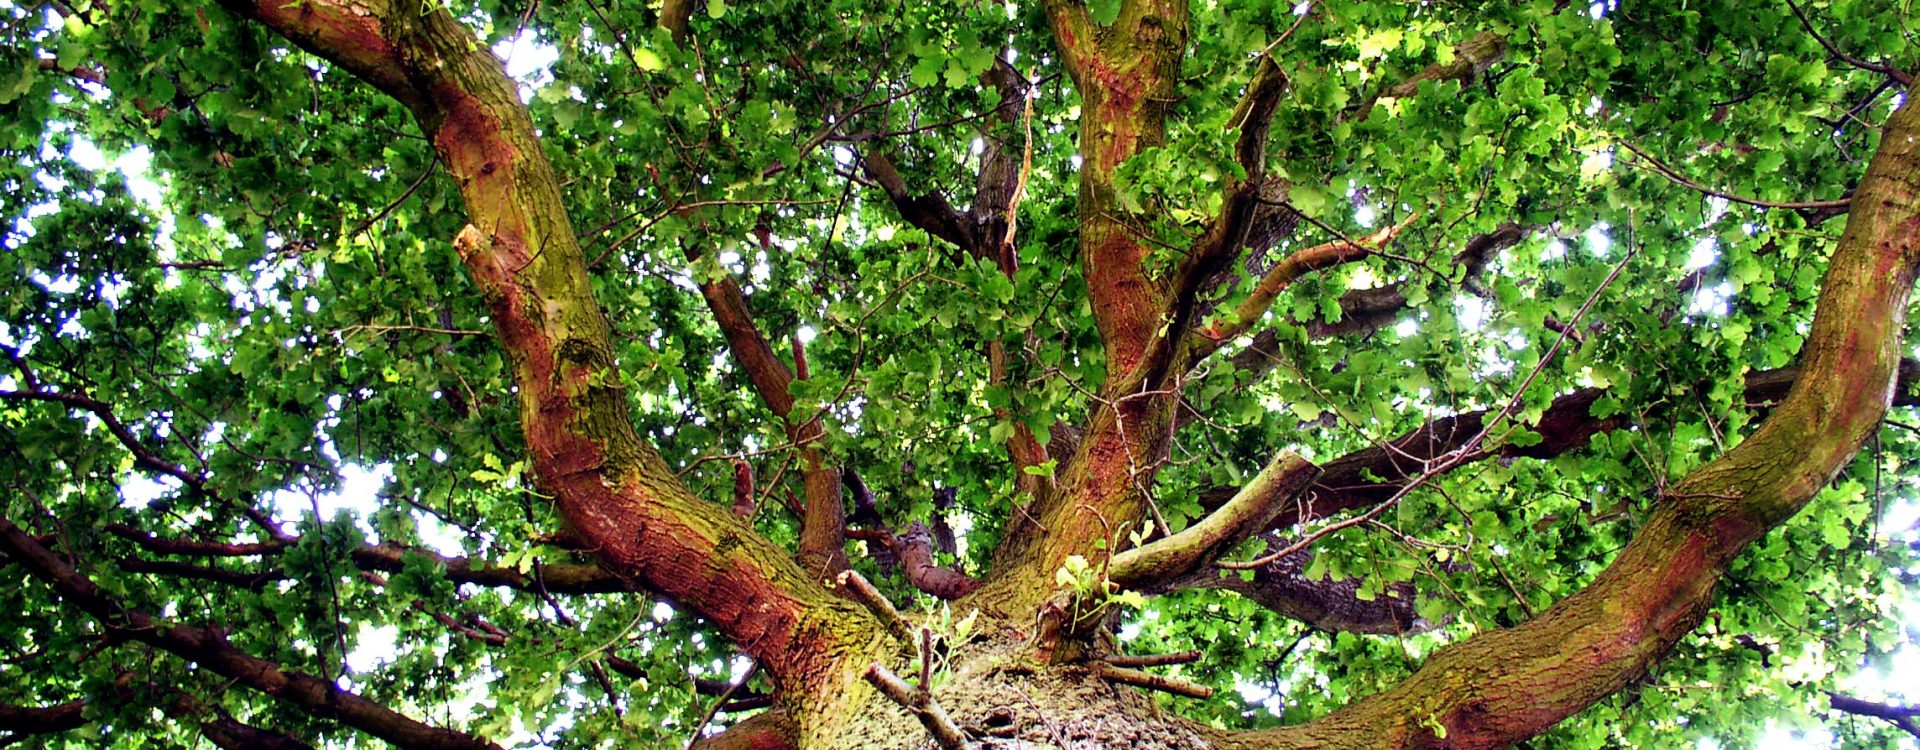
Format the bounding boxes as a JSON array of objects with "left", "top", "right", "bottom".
[{"left": 1, "top": 0, "right": 1917, "bottom": 748}]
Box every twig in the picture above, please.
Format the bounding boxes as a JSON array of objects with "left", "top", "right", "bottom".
[
  {"left": 836, "top": 570, "right": 916, "bottom": 645},
  {"left": 1784, "top": 0, "right": 1913, "bottom": 86},
  {"left": 686, "top": 662, "right": 759, "bottom": 749},
  {"left": 1094, "top": 663, "right": 1214, "bottom": 699},
  {"left": 1223, "top": 246, "right": 1635, "bottom": 570},
  {"left": 1617, "top": 141, "right": 1853, "bottom": 211},
  {"left": 862, "top": 663, "right": 969, "bottom": 749},
  {"left": 1104, "top": 650, "right": 1203, "bottom": 668}
]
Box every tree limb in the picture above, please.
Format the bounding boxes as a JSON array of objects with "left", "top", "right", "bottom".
[
  {"left": 0, "top": 517, "right": 502, "bottom": 750},
  {"left": 1168, "top": 544, "right": 1424, "bottom": 635},
  {"left": 685, "top": 243, "right": 847, "bottom": 576},
  {"left": 1107, "top": 452, "right": 1318, "bottom": 590},
  {"left": 688, "top": 708, "right": 798, "bottom": 750},
  {"left": 1238, "top": 92, "right": 1920, "bottom": 750},
  {"left": 0, "top": 699, "right": 87, "bottom": 741},
  {"left": 1190, "top": 214, "right": 1418, "bottom": 364},
  {"left": 1346, "top": 31, "right": 1508, "bottom": 123},
  {"left": 862, "top": 663, "right": 968, "bottom": 750},
  {"left": 221, "top": 0, "right": 868, "bottom": 682},
  {"left": 1244, "top": 357, "right": 1920, "bottom": 532},
  {"left": 1827, "top": 692, "right": 1920, "bottom": 739},
  {"left": 104, "top": 524, "right": 634, "bottom": 595}
]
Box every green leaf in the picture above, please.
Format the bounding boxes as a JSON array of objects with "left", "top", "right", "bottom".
[{"left": 1087, "top": 0, "right": 1122, "bottom": 27}]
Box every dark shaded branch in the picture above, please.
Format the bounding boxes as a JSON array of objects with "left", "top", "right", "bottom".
[
  {"left": 1302, "top": 221, "right": 1524, "bottom": 339},
  {"left": 0, "top": 517, "right": 502, "bottom": 750},
  {"left": 860, "top": 150, "right": 975, "bottom": 249},
  {"left": 0, "top": 699, "right": 87, "bottom": 741},
  {"left": 1785, "top": 0, "right": 1914, "bottom": 86},
  {"left": 1827, "top": 692, "right": 1920, "bottom": 739},
  {"left": 0, "top": 388, "right": 207, "bottom": 495},
  {"left": 104, "top": 524, "right": 634, "bottom": 595},
  {"left": 1619, "top": 141, "right": 1854, "bottom": 211},
  {"left": 172, "top": 693, "right": 319, "bottom": 750},
  {"left": 1202, "top": 222, "right": 1527, "bottom": 401},
  {"left": 1262, "top": 358, "right": 1920, "bottom": 530},
  {"left": 658, "top": 0, "right": 693, "bottom": 45},
  {"left": 1168, "top": 545, "right": 1423, "bottom": 635},
  {"left": 198, "top": 715, "right": 320, "bottom": 750}
]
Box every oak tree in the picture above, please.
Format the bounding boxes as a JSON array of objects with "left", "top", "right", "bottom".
[{"left": 2, "top": 0, "right": 1919, "bottom": 748}]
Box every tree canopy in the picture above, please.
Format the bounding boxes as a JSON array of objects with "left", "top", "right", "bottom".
[{"left": 2, "top": 0, "right": 1919, "bottom": 748}]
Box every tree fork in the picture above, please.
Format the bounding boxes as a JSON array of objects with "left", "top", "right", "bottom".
[
  {"left": 1229, "top": 93, "right": 1920, "bottom": 750},
  {"left": 219, "top": 0, "right": 875, "bottom": 700}
]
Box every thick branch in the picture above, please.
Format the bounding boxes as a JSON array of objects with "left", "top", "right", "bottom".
[
  {"left": 1240, "top": 94, "right": 1920, "bottom": 750},
  {"left": 172, "top": 693, "right": 320, "bottom": 750},
  {"left": 686, "top": 245, "right": 846, "bottom": 575},
  {"left": 849, "top": 523, "right": 982, "bottom": 600},
  {"left": 0, "top": 517, "right": 501, "bottom": 750},
  {"left": 0, "top": 699, "right": 87, "bottom": 740},
  {"left": 1192, "top": 215, "right": 1417, "bottom": 363},
  {"left": 222, "top": 0, "right": 865, "bottom": 683},
  {"left": 198, "top": 715, "right": 319, "bottom": 750},
  {"left": 860, "top": 150, "right": 975, "bottom": 250},
  {"left": 689, "top": 709, "right": 799, "bottom": 750},
  {"left": 1107, "top": 452, "right": 1318, "bottom": 590},
  {"left": 1827, "top": 693, "right": 1920, "bottom": 739}
]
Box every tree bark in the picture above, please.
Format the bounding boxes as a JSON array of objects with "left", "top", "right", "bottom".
[
  {"left": 216, "top": 1, "right": 881, "bottom": 737},
  {"left": 1223, "top": 92, "right": 1920, "bottom": 750}
]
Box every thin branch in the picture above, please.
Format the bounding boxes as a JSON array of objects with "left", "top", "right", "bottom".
[
  {"left": 687, "top": 662, "right": 760, "bottom": 749},
  {"left": 1224, "top": 246, "right": 1633, "bottom": 569},
  {"left": 1093, "top": 663, "right": 1214, "bottom": 699},
  {"left": 1785, "top": 0, "right": 1914, "bottom": 86},
  {"left": 1346, "top": 31, "right": 1508, "bottom": 123},
  {"left": 1618, "top": 141, "right": 1853, "bottom": 211},
  {"left": 835, "top": 570, "right": 917, "bottom": 645},
  {"left": 0, "top": 517, "right": 502, "bottom": 750},
  {"left": 105, "top": 524, "right": 633, "bottom": 595},
  {"left": 1103, "top": 650, "right": 1203, "bottom": 668},
  {"left": 862, "top": 663, "right": 968, "bottom": 750},
  {"left": 1827, "top": 692, "right": 1920, "bottom": 739},
  {"left": 1192, "top": 212, "right": 1418, "bottom": 362}
]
